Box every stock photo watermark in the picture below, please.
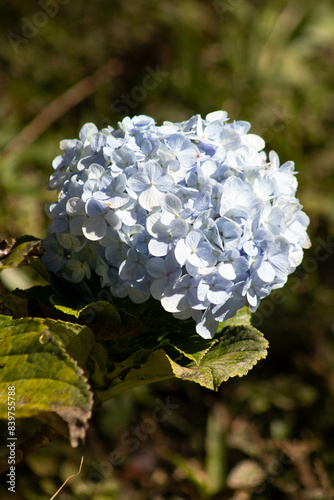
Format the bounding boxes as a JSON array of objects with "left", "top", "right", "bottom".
[
  {"left": 252, "top": 235, "right": 334, "bottom": 328},
  {"left": 7, "top": 0, "right": 70, "bottom": 53},
  {"left": 6, "top": 385, "right": 16, "bottom": 494},
  {"left": 54, "top": 396, "right": 180, "bottom": 499},
  {"left": 257, "top": 106, "right": 296, "bottom": 144},
  {"left": 255, "top": 446, "right": 295, "bottom": 495},
  {"left": 109, "top": 65, "right": 169, "bottom": 119},
  {"left": 213, "top": 0, "right": 243, "bottom": 21}
]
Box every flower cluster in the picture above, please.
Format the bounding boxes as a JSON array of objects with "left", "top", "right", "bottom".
[{"left": 42, "top": 111, "right": 310, "bottom": 338}]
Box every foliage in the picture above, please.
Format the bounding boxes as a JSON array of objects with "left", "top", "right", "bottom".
[
  {"left": 0, "top": 314, "right": 93, "bottom": 447},
  {"left": 0, "top": 237, "right": 267, "bottom": 454}
]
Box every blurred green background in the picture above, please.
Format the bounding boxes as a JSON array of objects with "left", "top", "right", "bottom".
[{"left": 1, "top": 0, "right": 334, "bottom": 498}]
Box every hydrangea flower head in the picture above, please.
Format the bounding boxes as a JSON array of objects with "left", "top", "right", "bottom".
[{"left": 43, "top": 112, "right": 310, "bottom": 338}]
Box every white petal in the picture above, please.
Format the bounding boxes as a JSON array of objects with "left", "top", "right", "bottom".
[
  {"left": 127, "top": 173, "right": 149, "bottom": 192},
  {"left": 161, "top": 291, "right": 186, "bottom": 313},
  {"left": 174, "top": 239, "right": 190, "bottom": 265},
  {"left": 104, "top": 210, "right": 121, "bottom": 230},
  {"left": 146, "top": 213, "right": 163, "bottom": 237},
  {"left": 207, "top": 289, "right": 229, "bottom": 305},
  {"left": 156, "top": 174, "right": 174, "bottom": 192},
  {"left": 161, "top": 193, "right": 182, "bottom": 214},
  {"left": 247, "top": 289, "right": 258, "bottom": 308},
  {"left": 82, "top": 217, "right": 106, "bottom": 241},
  {"left": 66, "top": 197, "right": 85, "bottom": 215},
  {"left": 257, "top": 261, "right": 275, "bottom": 282},
  {"left": 139, "top": 186, "right": 163, "bottom": 210},
  {"left": 218, "top": 262, "right": 236, "bottom": 280},
  {"left": 206, "top": 110, "right": 228, "bottom": 122},
  {"left": 242, "top": 133, "right": 265, "bottom": 151},
  {"left": 195, "top": 309, "right": 218, "bottom": 339},
  {"left": 148, "top": 238, "right": 169, "bottom": 257},
  {"left": 79, "top": 122, "right": 98, "bottom": 142}
]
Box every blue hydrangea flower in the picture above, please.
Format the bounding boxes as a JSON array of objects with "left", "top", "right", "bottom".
[{"left": 42, "top": 111, "right": 311, "bottom": 339}]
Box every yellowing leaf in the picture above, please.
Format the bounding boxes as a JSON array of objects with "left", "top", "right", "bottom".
[{"left": 0, "top": 315, "right": 94, "bottom": 447}]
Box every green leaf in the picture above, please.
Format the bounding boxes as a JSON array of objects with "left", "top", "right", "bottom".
[
  {"left": 0, "top": 314, "right": 94, "bottom": 447},
  {"left": 86, "top": 341, "right": 111, "bottom": 392},
  {"left": 95, "top": 348, "right": 175, "bottom": 402},
  {"left": 0, "top": 237, "right": 43, "bottom": 271},
  {"left": 92, "top": 322, "right": 268, "bottom": 402},
  {"left": 50, "top": 294, "right": 83, "bottom": 318},
  {"left": 159, "top": 333, "right": 215, "bottom": 364},
  {"left": 79, "top": 301, "right": 121, "bottom": 339},
  {"left": 216, "top": 306, "right": 252, "bottom": 332},
  {"left": 29, "top": 256, "right": 51, "bottom": 283},
  {"left": 43, "top": 318, "right": 95, "bottom": 368},
  {"left": 50, "top": 297, "right": 120, "bottom": 326},
  {"left": 168, "top": 326, "right": 268, "bottom": 390}
]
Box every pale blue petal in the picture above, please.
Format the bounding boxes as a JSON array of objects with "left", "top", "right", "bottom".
[
  {"left": 69, "top": 216, "right": 85, "bottom": 235},
  {"left": 174, "top": 239, "right": 190, "bottom": 265},
  {"left": 82, "top": 217, "right": 107, "bottom": 241},
  {"left": 139, "top": 186, "right": 164, "bottom": 210},
  {"left": 85, "top": 198, "right": 105, "bottom": 217},
  {"left": 127, "top": 173, "right": 149, "bottom": 192},
  {"left": 148, "top": 238, "right": 170, "bottom": 257},
  {"left": 79, "top": 122, "right": 98, "bottom": 142},
  {"left": 66, "top": 197, "right": 86, "bottom": 216},
  {"left": 146, "top": 257, "right": 166, "bottom": 278},
  {"left": 150, "top": 276, "right": 169, "bottom": 299},
  {"left": 218, "top": 262, "right": 236, "bottom": 280},
  {"left": 161, "top": 193, "right": 182, "bottom": 214},
  {"left": 195, "top": 309, "right": 218, "bottom": 339}
]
